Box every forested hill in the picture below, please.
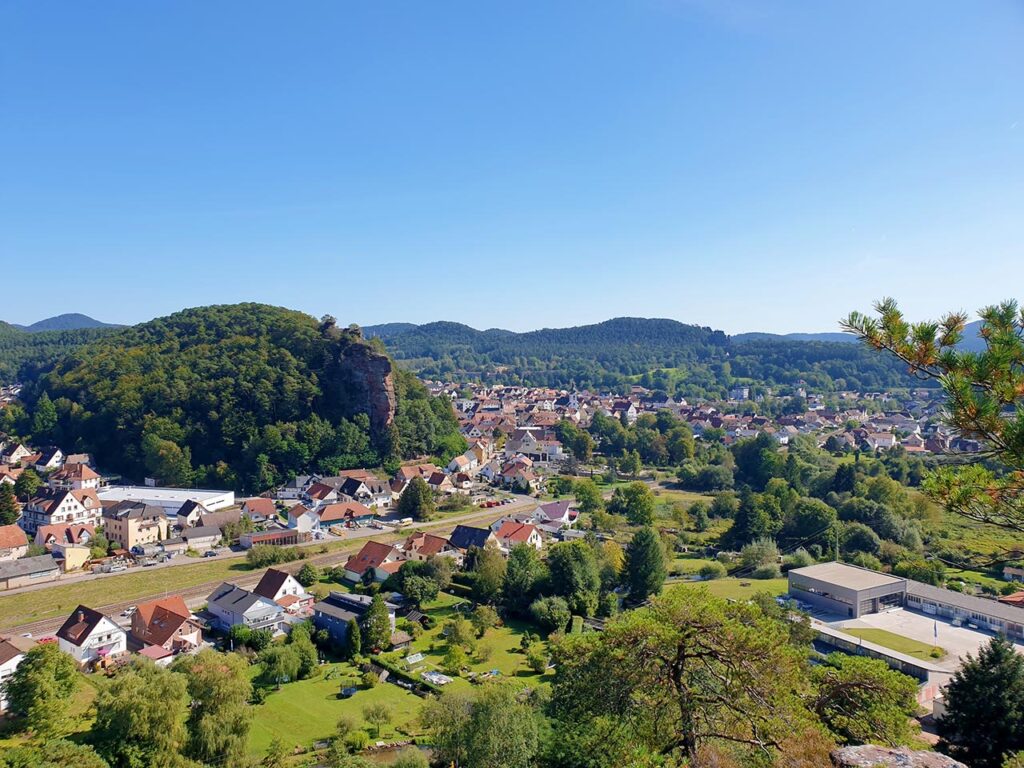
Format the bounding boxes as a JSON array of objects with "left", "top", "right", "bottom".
[
  {"left": 13, "top": 313, "right": 122, "bottom": 332},
  {"left": 365, "top": 317, "right": 934, "bottom": 397},
  {"left": 16, "top": 304, "right": 464, "bottom": 492},
  {"left": 0, "top": 322, "right": 118, "bottom": 383}
]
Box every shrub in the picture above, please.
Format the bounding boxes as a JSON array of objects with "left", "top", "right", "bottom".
[
  {"left": 786, "top": 548, "right": 815, "bottom": 569},
  {"left": 361, "top": 671, "right": 378, "bottom": 689},
  {"left": 751, "top": 564, "right": 782, "bottom": 580},
  {"left": 525, "top": 644, "right": 548, "bottom": 673},
  {"left": 529, "top": 596, "right": 572, "bottom": 634},
  {"left": 699, "top": 562, "right": 727, "bottom": 580},
  {"left": 345, "top": 730, "right": 370, "bottom": 752}
]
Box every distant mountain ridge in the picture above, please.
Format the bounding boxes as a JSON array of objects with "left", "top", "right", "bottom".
[
  {"left": 732, "top": 320, "right": 987, "bottom": 352},
  {"left": 370, "top": 318, "right": 988, "bottom": 352},
  {"left": 13, "top": 313, "right": 123, "bottom": 333}
]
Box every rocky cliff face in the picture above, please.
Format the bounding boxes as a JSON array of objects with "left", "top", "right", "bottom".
[
  {"left": 337, "top": 340, "right": 397, "bottom": 437},
  {"left": 831, "top": 746, "right": 967, "bottom": 768}
]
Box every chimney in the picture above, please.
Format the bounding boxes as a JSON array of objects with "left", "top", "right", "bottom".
[{"left": 77, "top": 610, "right": 85, "bottom": 623}]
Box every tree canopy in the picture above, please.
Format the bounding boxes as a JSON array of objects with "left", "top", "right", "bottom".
[{"left": 23, "top": 304, "right": 464, "bottom": 491}]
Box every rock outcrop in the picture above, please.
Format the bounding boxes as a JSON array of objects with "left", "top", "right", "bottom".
[
  {"left": 338, "top": 341, "right": 397, "bottom": 437},
  {"left": 831, "top": 746, "right": 966, "bottom": 768}
]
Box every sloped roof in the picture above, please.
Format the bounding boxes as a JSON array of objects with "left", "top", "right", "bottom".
[
  {"left": 0, "top": 524, "right": 27, "bottom": 549},
  {"left": 133, "top": 596, "right": 193, "bottom": 647},
  {"left": 0, "top": 554, "right": 60, "bottom": 580},
  {"left": 448, "top": 525, "right": 493, "bottom": 551},
  {"left": 56, "top": 605, "right": 109, "bottom": 647},
  {"left": 253, "top": 568, "right": 292, "bottom": 600},
  {"left": 495, "top": 521, "right": 539, "bottom": 543},
  {"left": 345, "top": 540, "right": 400, "bottom": 575}
]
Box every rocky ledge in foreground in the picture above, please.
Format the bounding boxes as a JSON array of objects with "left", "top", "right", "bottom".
[{"left": 831, "top": 746, "right": 966, "bottom": 768}]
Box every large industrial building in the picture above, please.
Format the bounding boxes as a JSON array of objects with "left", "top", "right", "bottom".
[
  {"left": 97, "top": 486, "right": 235, "bottom": 514},
  {"left": 788, "top": 561, "right": 1024, "bottom": 640}
]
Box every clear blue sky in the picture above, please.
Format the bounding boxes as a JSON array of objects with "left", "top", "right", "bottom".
[{"left": 1, "top": 1, "right": 1021, "bottom": 334}]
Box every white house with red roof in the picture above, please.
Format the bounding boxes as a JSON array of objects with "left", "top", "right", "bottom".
[
  {"left": 240, "top": 497, "right": 277, "bottom": 522},
  {"left": 47, "top": 463, "right": 100, "bottom": 491},
  {"left": 401, "top": 532, "right": 459, "bottom": 562},
  {"left": 0, "top": 525, "right": 28, "bottom": 562},
  {"left": 288, "top": 500, "right": 372, "bottom": 533},
  {"left": 493, "top": 521, "right": 543, "bottom": 552},
  {"left": 343, "top": 540, "right": 405, "bottom": 583}
]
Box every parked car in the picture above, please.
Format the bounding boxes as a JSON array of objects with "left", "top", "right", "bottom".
[{"left": 203, "top": 550, "right": 218, "bottom": 558}]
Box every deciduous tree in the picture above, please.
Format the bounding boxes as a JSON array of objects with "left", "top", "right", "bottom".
[
  {"left": 3, "top": 644, "right": 80, "bottom": 739},
  {"left": 550, "top": 587, "right": 814, "bottom": 763},
  {"left": 173, "top": 649, "right": 252, "bottom": 768},
  {"left": 93, "top": 660, "right": 191, "bottom": 768}
]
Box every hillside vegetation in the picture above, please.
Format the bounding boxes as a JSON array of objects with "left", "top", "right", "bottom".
[
  {"left": 367, "top": 317, "right": 935, "bottom": 396},
  {"left": 19, "top": 304, "right": 464, "bottom": 491},
  {"left": 0, "top": 322, "right": 117, "bottom": 383}
]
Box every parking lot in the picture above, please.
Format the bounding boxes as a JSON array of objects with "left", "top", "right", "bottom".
[{"left": 833, "top": 609, "right": 1016, "bottom": 670}]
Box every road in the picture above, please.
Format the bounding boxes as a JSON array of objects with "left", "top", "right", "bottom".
[{"left": 1, "top": 498, "right": 538, "bottom": 638}]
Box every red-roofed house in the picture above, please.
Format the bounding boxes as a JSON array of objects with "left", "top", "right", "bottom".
[
  {"left": 34, "top": 523, "right": 95, "bottom": 551},
  {"left": 288, "top": 501, "right": 372, "bottom": 533},
  {"left": 0, "top": 524, "right": 28, "bottom": 562},
  {"left": 47, "top": 463, "right": 100, "bottom": 491},
  {"left": 402, "top": 532, "right": 459, "bottom": 562},
  {"left": 494, "top": 521, "right": 543, "bottom": 552},
  {"left": 241, "top": 497, "right": 277, "bottom": 522},
  {"left": 130, "top": 596, "right": 202, "bottom": 654},
  {"left": 344, "top": 540, "right": 405, "bottom": 583}
]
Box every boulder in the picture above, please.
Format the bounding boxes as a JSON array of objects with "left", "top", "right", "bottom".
[{"left": 831, "top": 746, "right": 967, "bottom": 768}]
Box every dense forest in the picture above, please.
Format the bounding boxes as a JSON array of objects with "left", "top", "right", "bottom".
[
  {"left": 8, "top": 304, "right": 465, "bottom": 492},
  {"left": 0, "top": 322, "right": 118, "bottom": 383},
  {"left": 366, "top": 318, "right": 937, "bottom": 396}
]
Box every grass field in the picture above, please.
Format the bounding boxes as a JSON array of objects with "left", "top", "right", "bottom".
[
  {"left": 248, "top": 661, "right": 424, "bottom": 755},
  {"left": 841, "top": 628, "right": 945, "bottom": 661},
  {"left": 247, "top": 591, "right": 550, "bottom": 756},
  {"left": 670, "top": 577, "right": 789, "bottom": 601},
  {"left": 0, "top": 559, "right": 264, "bottom": 629}
]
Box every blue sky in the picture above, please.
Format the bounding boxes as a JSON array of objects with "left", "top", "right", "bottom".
[{"left": 1, "top": 1, "right": 1021, "bottom": 334}]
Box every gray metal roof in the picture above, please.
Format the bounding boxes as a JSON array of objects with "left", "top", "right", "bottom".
[
  {"left": 0, "top": 554, "right": 60, "bottom": 580},
  {"left": 907, "top": 580, "right": 1024, "bottom": 625}
]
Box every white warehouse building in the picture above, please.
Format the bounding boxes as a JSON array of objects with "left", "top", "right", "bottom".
[{"left": 98, "top": 486, "right": 235, "bottom": 514}]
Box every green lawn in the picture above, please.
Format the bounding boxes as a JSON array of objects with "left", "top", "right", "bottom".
[
  {"left": 670, "top": 577, "right": 789, "bottom": 601},
  {"left": 248, "top": 661, "right": 424, "bottom": 756},
  {"left": 248, "top": 591, "right": 551, "bottom": 756},
  {"left": 670, "top": 556, "right": 717, "bottom": 576},
  {"left": 841, "top": 628, "right": 945, "bottom": 662}
]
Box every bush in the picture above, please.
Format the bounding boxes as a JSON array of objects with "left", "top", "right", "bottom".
[
  {"left": 740, "top": 539, "right": 779, "bottom": 570},
  {"left": 786, "top": 548, "right": 815, "bottom": 570},
  {"left": 345, "top": 730, "right": 370, "bottom": 752},
  {"left": 849, "top": 552, "right": 884, "bottom": 572},
  {"left": 529, "top": 596, "right": 571, "bottom": 634},
  {"left": 751, "top": 564, "right": 782, "bottom": 580},
  {"left": 297, "top": 562, "right": 321, "bottom": 587},
  {"left": 699, "top": 562, "right": 727, "bottom": 580},
  {"left": 525, "top": 644, "right": 548, "bottom": 673},
  {"left": 361, "top": 671, "right": 378, "bottom": 689}
]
